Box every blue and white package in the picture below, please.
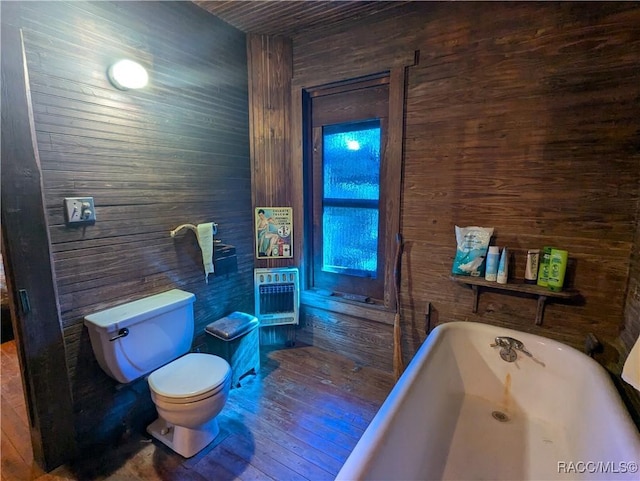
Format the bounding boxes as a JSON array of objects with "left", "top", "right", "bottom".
[{"left": 451, "top": 226, "right": 494, "bottom": 276}]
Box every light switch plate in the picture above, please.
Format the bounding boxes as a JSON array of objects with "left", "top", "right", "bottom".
[{"left": 64, "top": 197, "right": 96, "bottom": 225}]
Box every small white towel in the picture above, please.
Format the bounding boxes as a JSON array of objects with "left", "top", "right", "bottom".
[
  {"left": 622, "top": 334, "right": 640, "bottom": 392},
  {"left": 196, "top": 223, "right": 215, "bottom": 283}
]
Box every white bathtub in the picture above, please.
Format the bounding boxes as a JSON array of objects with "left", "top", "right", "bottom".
[{"left": 338, "top": 321, "right": 640, "bottom": 481}]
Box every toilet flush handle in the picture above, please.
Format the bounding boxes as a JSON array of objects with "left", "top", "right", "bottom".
[{"left": 109, "top": 327, "right": 129, "bottom": 342}]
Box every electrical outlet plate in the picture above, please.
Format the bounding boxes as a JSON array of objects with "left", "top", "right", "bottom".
[{"left": 64, "top": 197, "right": 96, "bottom": 225}]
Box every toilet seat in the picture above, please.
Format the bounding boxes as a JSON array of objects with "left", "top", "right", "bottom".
[{"left": 148, "top": 353, "right": 231, "bottom": 404}]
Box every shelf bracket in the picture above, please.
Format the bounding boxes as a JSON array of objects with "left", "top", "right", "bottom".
[
  {"left": 451, "top": 275, "right": 579, "bottom": 327},
  {"left": 471, "top": 285, "right": 479, "bottom": 313}
]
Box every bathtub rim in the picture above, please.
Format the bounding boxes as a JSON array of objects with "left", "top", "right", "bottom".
[{"left": 337, "top": 321, "right": 640, "bottom": 481}]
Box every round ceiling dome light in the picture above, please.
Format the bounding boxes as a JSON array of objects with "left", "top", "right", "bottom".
[{"left": 108, "top": 59, "right": 149, "bottom": 90}]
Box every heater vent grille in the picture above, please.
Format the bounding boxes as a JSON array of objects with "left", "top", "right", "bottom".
[{"left": 254, "top": 267, "right": 299, "bottom": 326}]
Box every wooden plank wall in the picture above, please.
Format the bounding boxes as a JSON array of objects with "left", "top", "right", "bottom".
[
  {"left": 3, "top": 1, "right": 253, "bottom": 452},
  {"left": 247, "top": 34, "right": 300, "bottom": 345},
  {"left": 1, "top": 20, "right": 77, "bottom": 471},
  {"left": 283, "top": 2, "right": 640, "bottom": 379},
  {"left": 247, "top": 34, "right": 294, "bottom": 269},
  {"left": 620, "top": 205, "right": 640, "bottom": 425}
]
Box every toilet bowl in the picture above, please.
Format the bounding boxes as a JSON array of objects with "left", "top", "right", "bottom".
[
  {"left": 147, "top": 353, "right": 231, "bottom": 457},
  {"left": 84, "top": 289, "right": 232, "bottom": 458}
]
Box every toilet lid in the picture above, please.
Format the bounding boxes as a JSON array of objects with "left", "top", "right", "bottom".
[{"left": 148, "top": 353, "right": 230, "bottom": 400}]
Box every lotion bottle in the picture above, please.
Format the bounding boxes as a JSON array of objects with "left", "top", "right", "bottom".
[
  {"left": 496, "top": 247, "right": 509, "bottom": 284},
  {"left": 524, "top": 249, "right": 540, "bottom": 284},
  {"left": 484, "top": 246, "right": 500, "bottom": 281}
]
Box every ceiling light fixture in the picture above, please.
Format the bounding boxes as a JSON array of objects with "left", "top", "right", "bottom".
[{"left": 108, "top": 59, "right": 148, "bottom": 90}]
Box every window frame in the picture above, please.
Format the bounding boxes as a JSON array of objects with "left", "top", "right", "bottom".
[
  {"left": 312, "top": 115, "right": 388, "bottom": 299},
  {"left": 302, "top": 70, "right": 405, "bottom": 309}
]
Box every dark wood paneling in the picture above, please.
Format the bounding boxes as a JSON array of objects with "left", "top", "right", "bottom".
[
  {"left": 0, "top": 17, "right": 77, "bottom": 471},
  {"left": 290, "top": 3, "right": 419, "bottom": 89},
  {"left": 195, "top": 1, "right": 413, "bottom": 37},
  {"left": 247, "top": 35, "right": 296, "bottom": 271},
  {"left": 2, "top": 0, "right": 253, "bottom": 459},
  {"left": 621, "top": 203, "right": 640, "bottom": 426},
  {"left": 298, "top": 305, "right": 393, "bottom": 372},
  {"left": 246, "top": 34, "right": 297, "bottom": 345},
  {"left": 246, "top": 34, "right": 304, "bottom": 350},
  {"left": 287, "top": 1, "right": 640, "bottom": 390}
]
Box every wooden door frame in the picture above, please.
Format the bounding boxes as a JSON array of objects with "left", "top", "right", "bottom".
[{"left": 1, "top": 23, "right": 77, "bottom": 471}]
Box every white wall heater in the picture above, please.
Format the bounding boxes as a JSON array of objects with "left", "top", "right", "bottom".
[{"left": 254, "top": 267, "right": 299, "bottom": 327}]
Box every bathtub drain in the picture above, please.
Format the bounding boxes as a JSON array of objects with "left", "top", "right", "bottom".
[{"left": 491, "top": 410, "right": 510, "bottom": 422}]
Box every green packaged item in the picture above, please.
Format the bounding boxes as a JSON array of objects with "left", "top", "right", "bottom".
[
  {"left": 547, "top": 249, "right": 568, "bottom": 292},
  {"left": 537, "top": 247, "right": 552, "bottom": 287}
]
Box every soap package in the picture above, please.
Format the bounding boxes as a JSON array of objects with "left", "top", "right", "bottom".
[{"left": 451, "top": 226, "right": 494, "bottom": 277}]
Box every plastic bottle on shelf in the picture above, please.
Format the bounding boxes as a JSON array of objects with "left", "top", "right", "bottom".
[
  {"left": 547, "top": 249, "right": 568, "bottom": 292},
  {"left": 496, "top": 247, "right": 509, "bottom": 284},
  {"left": 484, "top": 246, "right": 500, "bottom": 282},
  {"left": 524, "top": 249, "right": 540, "bottom": 284},
  {"left": 537, "top": 247, "right": 552, "bottom": 287}
]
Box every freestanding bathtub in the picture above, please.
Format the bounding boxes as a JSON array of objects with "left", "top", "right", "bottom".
[{"left": 337, "top": 321, "right": 640, "bottom": 481}]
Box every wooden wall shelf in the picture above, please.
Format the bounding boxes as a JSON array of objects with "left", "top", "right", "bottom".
[{"left": 451, "top": 275, "right": 580, "bottom": 326}]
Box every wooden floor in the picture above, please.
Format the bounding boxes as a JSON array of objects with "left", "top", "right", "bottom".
[{"left": 1, "top": 339, "right": 395, "bottom": 481}]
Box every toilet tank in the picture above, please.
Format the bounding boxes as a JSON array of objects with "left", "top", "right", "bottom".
[{"left": 84, "top": 289, "right": 196, "bottom": 384}]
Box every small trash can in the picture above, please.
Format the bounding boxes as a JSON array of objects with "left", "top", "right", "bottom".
[{"left": 205, "top": 311, "right": 260, "bottom": 388}]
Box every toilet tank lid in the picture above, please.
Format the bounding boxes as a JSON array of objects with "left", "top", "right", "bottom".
[{"left": 84, "top": 289, "right": 195, "bottom": 332}]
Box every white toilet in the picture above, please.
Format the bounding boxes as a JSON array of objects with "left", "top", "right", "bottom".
[{"left": 84, "top": 289, "right": 231, "bottom": 458}]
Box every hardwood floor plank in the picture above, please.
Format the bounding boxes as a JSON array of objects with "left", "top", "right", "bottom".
[
  {"left": 215, "top": 396, "right": 341, "bottom": 479},
  {"left": 1, "top": 395, "right": 33, "bottom": 466},
  {"left": 192, "top": 438, "right": 276, "bottom": 481},
  {"left": 2, "top": 341, "right": 394, "bottom": 481},
  {"left": 1, "top": 429, "right": 34, "bottom": 481},
  {"left": 248, "top": 432, "right": 334, "bottom": 481},
  {"left": 239, "top": 383, "right": 363, "bottom": 460},
  {"left": 220, "top": 432, "right": 310, "bottom": 480},
  {"left": 221, "top": 384, "right": 346, "bottom": 474},
  {"left": 119, "top": 442, "right": 209, "bottom": 481},
  {"left": 1, "top": 339, "right": 18, "bottom": 361},
  {"left": 269, "top": 343, "right": 395, "bottom": 396},
  {"left": 259, "top": 365, "right": 375, "bottom": 435},
  {"left": 1, "top": 343, "right": 28, "bottom": 412},
  {"left": 27, "top": 464, "right": 77, "bottom": 481},
  {"left": 259, "top": 356, "right": 382, "bottom": 431},
  {"left": 239, "top": 381, "right": 364, "bottom": 449}
]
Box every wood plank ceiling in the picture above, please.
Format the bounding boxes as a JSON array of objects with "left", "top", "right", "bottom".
[{"left": 193, "top": 0, "right": 412, "bottom": 36}]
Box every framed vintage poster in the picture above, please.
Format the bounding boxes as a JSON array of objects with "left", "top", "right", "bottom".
[{"left": 255, "top": 207, "right": 293, "bottom": 259}]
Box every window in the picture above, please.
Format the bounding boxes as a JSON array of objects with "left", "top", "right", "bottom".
[
  {"left": 322, "top": 120, "right": 381, "bottom": 278},
  {"left": 304, "top": 74, "right": 398, "bottom": 302}
]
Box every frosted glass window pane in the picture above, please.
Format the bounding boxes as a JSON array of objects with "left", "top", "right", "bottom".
[
  {"left": 323, "top": 206, "right": 378, "bottom": 277},
  {"left": 323, "top": 121, "right": 380, "bottom": 200}
]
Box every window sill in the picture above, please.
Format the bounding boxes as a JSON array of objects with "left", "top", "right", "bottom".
[{"left": 301, "top": 289, "right": 395, "bottom": 326}]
